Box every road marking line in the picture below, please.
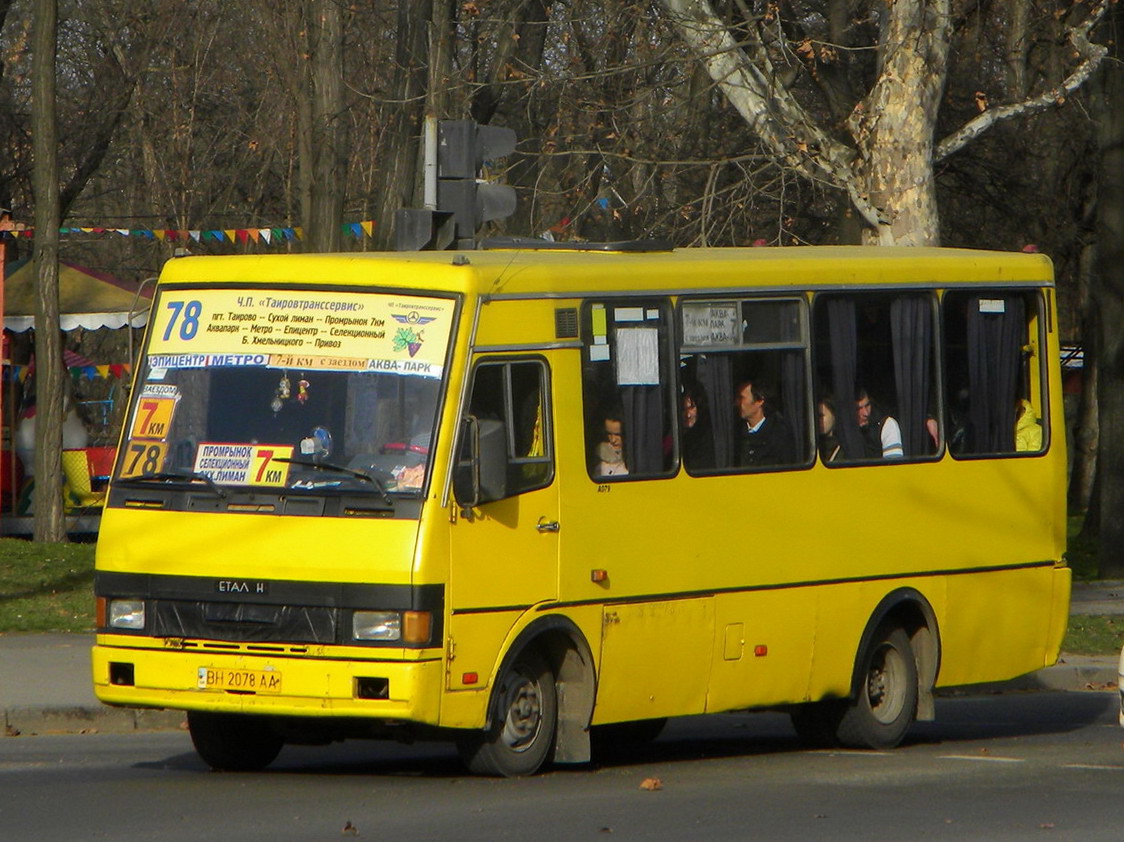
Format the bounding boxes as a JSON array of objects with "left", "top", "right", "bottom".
[
  {"left": 1063, "top": 763, "right": 1124, "bottom": 771},
  {"left": 939, "top": 754, "right": 1024, "bottom": 763},
  {"left": 804, "top": 751, "right": 893, "bottom": 757}
]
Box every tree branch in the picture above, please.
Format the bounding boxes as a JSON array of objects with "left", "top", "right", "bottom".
[
  {"left": 935, "top": 0, "right": 1109, "bottom": 163},
  {"left": 657, "top": 0, "right": 885, "bottom": 229}
]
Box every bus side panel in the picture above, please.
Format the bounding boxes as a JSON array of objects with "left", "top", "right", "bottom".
[
  {"left": 937, "top": 565, "right": 1070, "bottom": 687},
  {"left": 591, "top": 597, "right": 713, "bottom": 725},
  {"left": 705, "top": 589, "right": 816, "bottom": 712}
]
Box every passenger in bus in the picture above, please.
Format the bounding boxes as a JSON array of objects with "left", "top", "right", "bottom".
[
  {"left": 1015, "top": 399, "right": 1043, "bottom": 451},
  {"left": 681, "top": 386, "right": 714, "bottom": 469},
  {"left": 735, "top": 380, "right": 795, "bottom": 467},
  {"left": 855, "top": 388, "right": 904, "bottom": 459},
  {"left": 817, "top": 396, "right": 841, "bottom": 462},
  {"left": 595, "top": 413, "right": 629, "bottom": 477},
  {"left": 925, "top": 415, "right": 940, "bottom": 452}
]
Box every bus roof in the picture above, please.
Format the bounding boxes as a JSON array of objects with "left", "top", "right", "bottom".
[{"left": 158, "top": 245, "right": 1055, "bottom": 298}]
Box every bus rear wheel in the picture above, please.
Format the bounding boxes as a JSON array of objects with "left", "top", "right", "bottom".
[
  {"left": 187, "top": 711, "right": 284, "bottom": 771},
  {"left": 835, "top": 625, "right": 918, "bottom": 750},
  {"left": 457, "top": 648, "right": 557, "bottom": 777}
]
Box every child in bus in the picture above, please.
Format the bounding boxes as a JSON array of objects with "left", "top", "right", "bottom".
[{"left": 595, "top": 413, "right": 628, "bottom": 477}]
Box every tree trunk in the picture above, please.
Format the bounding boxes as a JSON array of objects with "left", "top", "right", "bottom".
[
  {"left": 305, "top": 0, "right": 347, "bottom": 253},
  {"left": 851, "top": 0, "right": 950, "bottom": 246},
  {"left": 30, "top": 0, "right": 66, "bottom": 542},
  {"left": 371, "top": 1, "right": 431, "bottom": 250},
  {"left": 1093, "top": 3, "right": 1124, "bottom": 576}
]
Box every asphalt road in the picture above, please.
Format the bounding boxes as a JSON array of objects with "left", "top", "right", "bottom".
[{"left": 2, "top": 691, "right": 1122, "bottom": 842}]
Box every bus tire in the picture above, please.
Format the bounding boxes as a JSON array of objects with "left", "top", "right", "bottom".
[
  {"left": 457, "top": 648, "right": 557, "bottom": 777},
  {"left": 187, "top": 711, "right": 284, "bottom": 771},
  {"left": 835, "top": 625, "right": 918, "bottom": 750}
]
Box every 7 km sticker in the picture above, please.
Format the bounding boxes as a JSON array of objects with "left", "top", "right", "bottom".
[{"left": 130, "top": 397, "right": 177, "bottom": 440}]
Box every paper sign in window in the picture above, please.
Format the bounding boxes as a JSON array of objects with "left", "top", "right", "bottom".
[{"left": 615, "top": 327, "right": 660, "bottom": 385}]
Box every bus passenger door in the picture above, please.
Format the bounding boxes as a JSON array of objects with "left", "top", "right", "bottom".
[{"left": 446, "top": 356, "right": 559, "bottom": 690}]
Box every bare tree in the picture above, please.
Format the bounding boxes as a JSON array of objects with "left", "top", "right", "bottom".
[{"left": 656, "top": 0, "right": 1109, "bottom": 245}]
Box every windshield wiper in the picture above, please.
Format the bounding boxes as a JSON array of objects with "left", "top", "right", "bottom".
[
  {"left": 271, "top": 457, "right": 393, "bottom": 505},
  {"left": 117, "top": 470, "right": 228, "bottom": 499}
]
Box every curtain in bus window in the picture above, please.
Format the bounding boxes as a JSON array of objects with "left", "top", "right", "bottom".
[
  {"left": 891, "top": 296, "right": 932, "bottom": 457},
  {"left": 826, "top": 297, "right": 864, "bottom": 458},
  {"left": 780, "top": 350, "right": 806, "bottom": 461},
  {"left": 621, "top": 386, "right": 664, "bottom": 474},
  {"left": 967, "top": 295, "right": 1024, "bottom": 452},
  {"left": 695, "top": 353, "right": 734, "bottom": 468}
]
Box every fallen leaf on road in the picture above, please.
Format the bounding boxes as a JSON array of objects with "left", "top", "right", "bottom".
[
  {"left": 342, "top": 820, "right": 359, "bottom": 835},
  {"left": 639, "top": 777, "right": 663, "bottom": 791}
]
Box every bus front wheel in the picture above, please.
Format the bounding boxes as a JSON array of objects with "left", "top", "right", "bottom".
[
  {"left": 457, "top": 648, "right": 557, "bottom": 777},
  {"left": 836, "top": 625, "right": 918, "bottom": 750},
  {"left": 187, "top": 711, "right": 284, "bottom": 771}
]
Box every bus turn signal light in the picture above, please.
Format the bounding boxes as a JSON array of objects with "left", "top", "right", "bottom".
[{"left": 403, "top": 611, "right": 432, "bottom": 645}]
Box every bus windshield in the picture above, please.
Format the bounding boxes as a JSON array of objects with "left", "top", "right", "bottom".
[{"left": 116, "top": 287, "right": 456, "bottom": 496}]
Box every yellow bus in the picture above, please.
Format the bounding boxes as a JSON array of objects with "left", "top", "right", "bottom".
[{"left": 92, "top": 244, "right": 1069, "bottom": 775}]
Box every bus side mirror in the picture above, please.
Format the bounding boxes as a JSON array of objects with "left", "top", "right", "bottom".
[{"left": 454, "top": 416, "right": 508, "bottom": 508}]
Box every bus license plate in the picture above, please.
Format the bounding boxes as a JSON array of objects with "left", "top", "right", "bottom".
[{"left": 197, "top": 667, "right": 282, "bottom": 694}]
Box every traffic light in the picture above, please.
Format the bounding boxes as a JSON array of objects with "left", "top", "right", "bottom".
[{"left": 395, "top": 119, "right": 518, "bottom": 250}]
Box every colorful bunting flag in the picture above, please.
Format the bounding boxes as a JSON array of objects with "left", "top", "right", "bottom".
[{"left": 1, "top": 221, "right": 375, "bottom": 244}]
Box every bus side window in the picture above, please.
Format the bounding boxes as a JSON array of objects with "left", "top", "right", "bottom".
[
  {"left": 458, "top": 359, "right": 553, "bottom": 503},
  {"left": 812, "top": 292, "right": 938, "bottom": 463},
  {"left": 581, "top": 300, "right": 675, "bottom": 481},
  {"left": 942, "top": 290, "right": 1045, "bottom": 457},
  {"left": 678, "top": 297, "right": 811, "bottom": 474}
]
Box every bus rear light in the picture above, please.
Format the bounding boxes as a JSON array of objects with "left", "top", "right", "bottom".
[{"left": 754, "top": 645, "right": 768, "bottom": 657}]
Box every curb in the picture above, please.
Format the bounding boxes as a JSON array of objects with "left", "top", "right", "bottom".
[
  {"left": 942, "top": 663, "right": 1119, "bottom": 697},
  {"left": 4, "top": 705, "right": 185, "bottom": 737}
]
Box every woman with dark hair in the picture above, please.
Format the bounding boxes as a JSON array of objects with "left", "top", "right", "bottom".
[
  {"left": 817, "top": 395, "right": 841, "bottom": 463},
  {"left": 681, "top": 384, "right": 714, "bottom": 469}
]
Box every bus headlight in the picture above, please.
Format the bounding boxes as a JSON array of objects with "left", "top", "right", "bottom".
[
  {"left": 353, "top": 611, "right": 401, "bottom": 641},
  {"left": 352, "top": 610, "right": 432, "bottom": 644},
  {"left": 108, "top": 599, "right": 146, "bottom": 630}
]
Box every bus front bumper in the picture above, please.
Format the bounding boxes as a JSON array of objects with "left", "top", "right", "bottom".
[{"left": 92, "top": 636, "right": 444, "bottom": 724}]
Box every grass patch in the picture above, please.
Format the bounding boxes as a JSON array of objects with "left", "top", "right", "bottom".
[
  {"left": 1062, "top": 614, "right": 1124, "bottom": 657},
  {"left": 0, "top": 538, "right": 96, "bottom": 633}
]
